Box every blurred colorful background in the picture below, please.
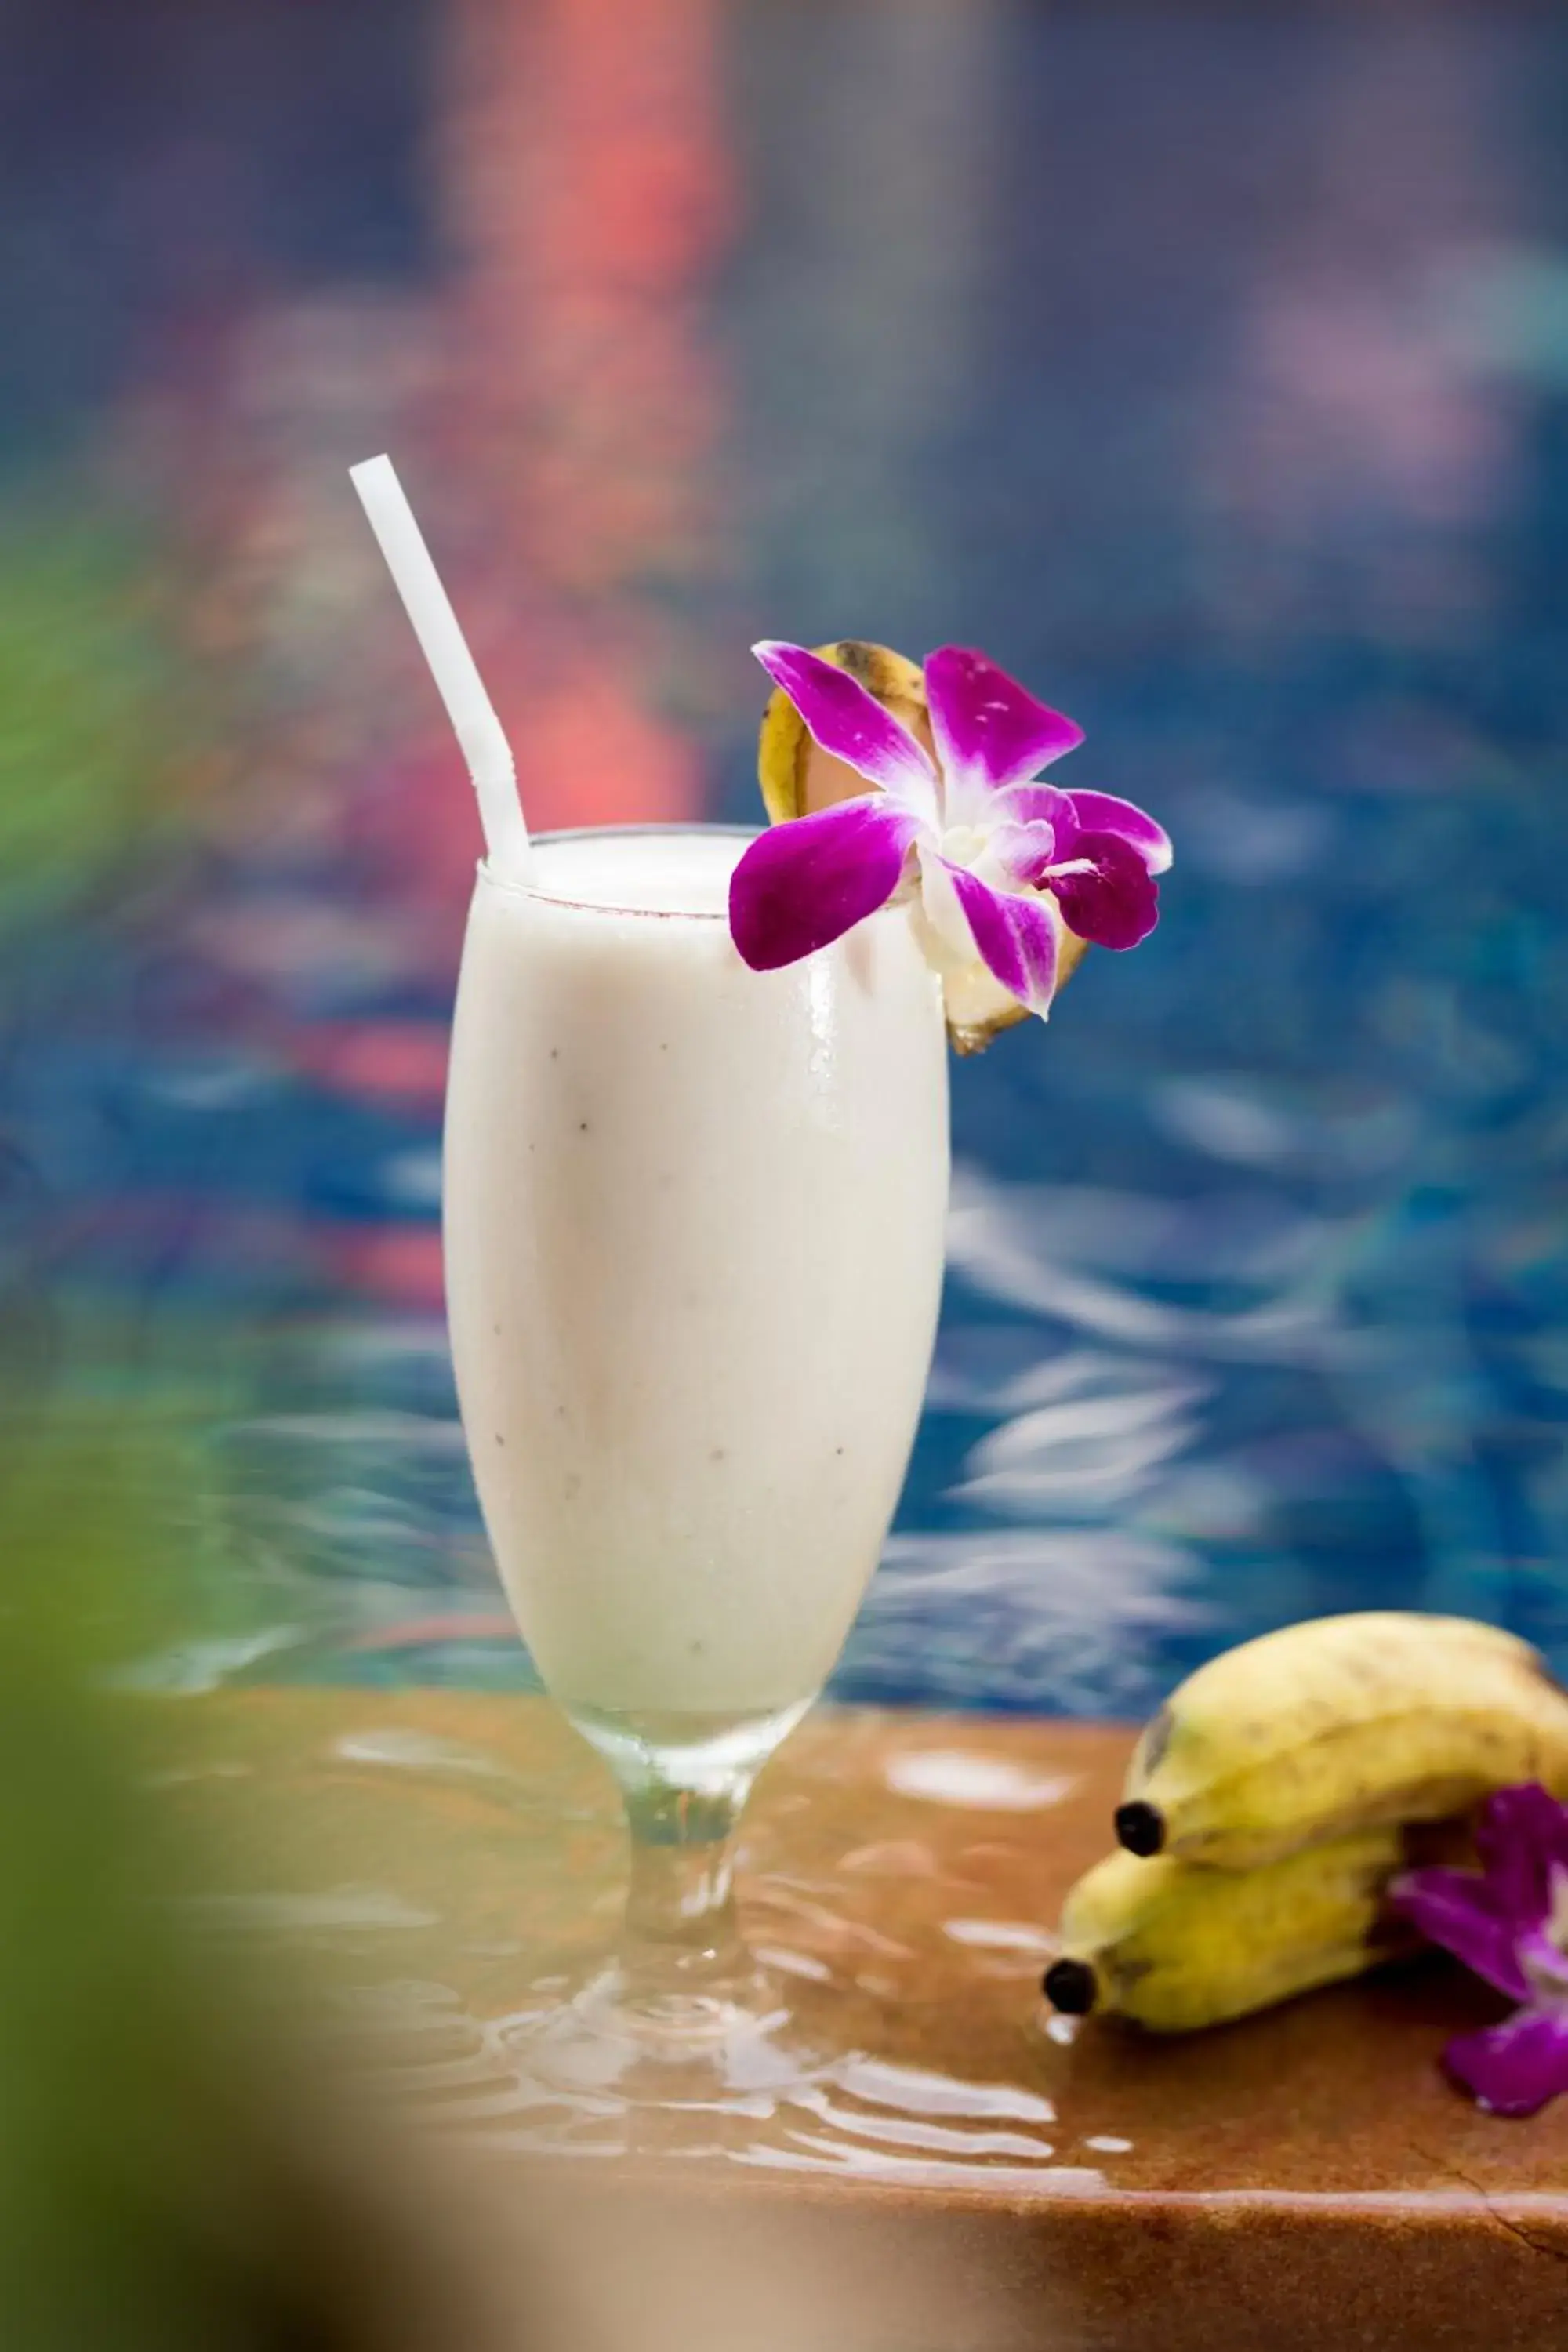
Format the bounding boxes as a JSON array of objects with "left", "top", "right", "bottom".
[{"left": 5, "top": 0, "right": 1568, "bottom": 1727}]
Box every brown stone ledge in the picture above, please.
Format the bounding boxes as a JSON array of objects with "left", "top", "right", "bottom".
[{"left": 148, "top": 1691, "right": 1568, "bottom": 2351}]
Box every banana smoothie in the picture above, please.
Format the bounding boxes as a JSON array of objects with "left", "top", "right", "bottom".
[
  {"left": 353, "top": 448, "right": 1173, "bottom": 2092},
  {"left": 443, "top": 827, "right": 950, "bottom": 1733}
]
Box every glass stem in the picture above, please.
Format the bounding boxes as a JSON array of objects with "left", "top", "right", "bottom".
[
  {"left": 618, "top": 1774, "right": 750, "bottom": 1994},
  {"left": 568, "top": 1697, "right": 808, "bottom": 2016}
]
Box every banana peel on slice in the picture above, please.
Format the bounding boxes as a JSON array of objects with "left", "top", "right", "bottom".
[
  {"left": 923, "top": 908, "right": 1089, "bottom": 1056},
  {"left": 756, "top": 638, "right": 1088, "bottom": 1054}
]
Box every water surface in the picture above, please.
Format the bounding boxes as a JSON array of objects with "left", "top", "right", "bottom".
[{"left": 4, "top": 0, "right": 1568, "bottom": 1715}]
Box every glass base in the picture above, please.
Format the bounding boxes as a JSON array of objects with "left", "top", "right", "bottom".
[
  {"left": 456, "top": 1693, "right": 834, "bottom": 2124},
  {"left": 330, "top": 1971, "right": 1064, "bottom": 2178},
  {"left": 499, "top": 1954, "right": 835, "bottom": 2108}
]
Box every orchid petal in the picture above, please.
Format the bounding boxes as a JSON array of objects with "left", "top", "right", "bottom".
[
  {"left": 753, "top": 642, "right": 938, "bottom": 825},
  {"left": 996, "top": 782, "right": 1173, "bottom": 877},
  {"left": 919, "top": 845, "right": 1059, "bottom": 1018},
  {"left": 1474, "top": 1784, "right": 1568, "bottom": 1929},
  {"left": 1060, "top": 789, "right": 1174, "bottom": 875},
  {"left": 728, "top": 797, "right": 920, "bottom": 971},
  {"left": 1047, "top": 829, "right": 1160, "bottom": 951},
  {"left": 1443, "top": 2009, "right": 1568, "bottom": 2118},
  {"left": 987, "top": 818, "right": 1060, "bottom": 890},
  {"left": 924, "top": 646, "right": 1083, "bottom": 813},
  {"left": 1388, "top": 1867, "right": 1532, "bottom": 2003},
  {"left": 993, "top": 782, "right": 1078, "bottom": 834},
  {"left": 917, "top": 840, "right": 978, "bottom": 964}
]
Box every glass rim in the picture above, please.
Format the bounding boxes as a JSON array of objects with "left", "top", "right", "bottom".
[{"left": 476, "top": 821, "right": 760, "bottom": 920}]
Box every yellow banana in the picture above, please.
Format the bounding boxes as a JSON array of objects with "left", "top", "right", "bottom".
[
  {"left": 1117, "top": 1611, "right": 1568, "bottom": 1871},
  {"left": 1045, "top": 1828, "right": 1422, "bottom": 2033},
  {"left": 754, "top": 637, "right": 1087, "bottom": 1049}
]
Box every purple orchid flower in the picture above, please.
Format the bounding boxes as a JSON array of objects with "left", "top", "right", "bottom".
[
  {"left": 1391, "top": 1784, "right": 1568, "bottom": 2118},
  {"left": 728, "top": 642, "right": 1171, "bottom": 1019}
]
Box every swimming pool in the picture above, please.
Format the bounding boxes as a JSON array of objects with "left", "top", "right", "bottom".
[{"left": 5, "top": 0, "right": 1568, "bottom": 1717}]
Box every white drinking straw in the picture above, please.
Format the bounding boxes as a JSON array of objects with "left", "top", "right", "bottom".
[{"left": 349, "top": 454, "right": 532, "bottom": 881}]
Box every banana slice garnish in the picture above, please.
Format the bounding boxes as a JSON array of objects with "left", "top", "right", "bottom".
[{"left": 756, "top": 638, "right": 1087, "bottom": 1049}]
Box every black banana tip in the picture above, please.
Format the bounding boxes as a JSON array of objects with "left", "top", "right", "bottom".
[
  {"left": 1115, "top": 1799, "right": 1166, "bottom": 1857},
  {"left": 1043, "top": 1958, "right": 1098, "bottom": 2016}
]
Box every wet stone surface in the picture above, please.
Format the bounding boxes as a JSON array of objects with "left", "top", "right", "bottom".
[{"left": 150, "top": 1688, "right": 1568, "bottom": 2205}]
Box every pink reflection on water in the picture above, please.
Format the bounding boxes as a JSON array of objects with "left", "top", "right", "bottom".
[
  {"left": 131, "top": 0, "right": 736, "bottom": 901},
  {"left": 284, "top": 1021, "right": 450, "bottom": 1114},
  {"left": 115, "top": 0, "right": 741, "bottom": 1317},
  {"left": 433, "top": 0, "right": 734, "bottom": 836},
  {"left": 320, "top": 1225, "right": 448, "bottom": 1313},
  {"left": 1196, "top": 20, "right": 1522, "bottom": 646}
]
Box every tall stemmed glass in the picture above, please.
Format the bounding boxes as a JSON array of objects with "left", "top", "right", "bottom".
[{"left": 443, "top": 826, "right": 949, "bottom": 2097}]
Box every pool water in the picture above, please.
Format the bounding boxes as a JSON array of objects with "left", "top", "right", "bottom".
[{"left": 5, "top": 1, "right": 1568, "bottom": 1719}]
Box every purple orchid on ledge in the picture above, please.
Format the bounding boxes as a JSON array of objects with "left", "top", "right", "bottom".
[
  {"left": 1392, "top": 1784, "right": 1568, "bottom": 2118},
  {"left": 728, "top": 641, "right": 1171, "bottom": 1021}
]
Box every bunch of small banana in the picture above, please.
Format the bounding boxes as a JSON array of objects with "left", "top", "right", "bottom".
[{"left": 1045, "top": 1612, "right": 1568, "bottom": 2033}]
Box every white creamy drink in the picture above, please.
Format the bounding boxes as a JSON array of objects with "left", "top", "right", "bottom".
[{"left": 444, "top": 827, "right": 949, "bottom": 1732}]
